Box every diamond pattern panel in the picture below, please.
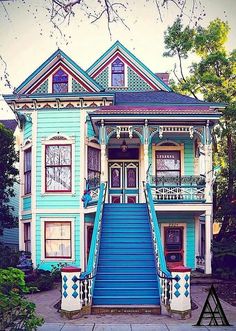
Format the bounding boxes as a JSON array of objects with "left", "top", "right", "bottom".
[
  {"left": 184, "top": 290, "right": 189, "bottom": 297},
  {"left": 34, "top": 79, "right": 48, "bottom": 93},
  {"left": 174, "top": 290, "right": 180, "bottom": 298},
  {"left": 72, "top": 78, "right": 87, "bottom": 92},
  {"left": 95, "top": 68, "right": 109, "bottom": 89},
  {"left": 127, "top": 67, "right": 152, "bottom": 91}
]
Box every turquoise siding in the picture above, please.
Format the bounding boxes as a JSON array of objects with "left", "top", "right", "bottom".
[
  {"left": 23, "top": 196, "right": 31, "bottom": 211},
  {"left": 85, "top": 213, "right": 95, "bottom": 223},
  {"left": 158, "top": 213, "right": 195, "bottom": 269},
  {"left": 150, "top": 136, "right": 194, "bottom": 176},
  {"left": 0, "top": 228, "right": 19, "bottom": 247},
  {"left": 35, "top": 213, "right": 80, "bottom": 270},
  {"left": 22, "top": 214, "right": 32, "bottom": 220},
  {"left": 87, "top": 118, "right": 95, "bottom": 138},
  {"left": 24, "top": 120, "right": 32, "bottom": 141},
  {"left": 36, "top": 110, "right": 81, "bottom": 209}
]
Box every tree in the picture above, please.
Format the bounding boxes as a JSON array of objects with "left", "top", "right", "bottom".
[
  {"left": 163, "top": 18, "right": 236, "bottom": 239},
  {"left": 0, "top": 123, "right": 18, "bottom": 231}
]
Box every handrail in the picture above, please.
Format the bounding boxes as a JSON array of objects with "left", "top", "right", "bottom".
[
  {"left": 81, "top": 182, "right": 107, "bottom": 280},
  {"left": 143, "top": 182, "right": 171, "bottom": 279}
]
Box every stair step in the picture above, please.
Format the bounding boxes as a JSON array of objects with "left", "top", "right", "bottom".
[
  {"left": 101, "top": 232, "right": 151, "bottom": 238},
  {"left": 99, "top": 248, "right": 154, "bottom": 254},
  {"left": 97, "top": 266, "right": 156, "bottom": 273},
  {"left": 102, "top": 224, "right": 150, "bottom": 229},
  {"left": 96, "top": 273, "right": 157, "bottom": 281},
  {"left": 101, "top": 237, "right": 150, "bottom": 243},
  {"left": 93, "top": 296, "right": 160, "bottom": 305},
  {"left": 94, "top": 287, "right": 159, "bottom": 296},
  {"left": 95, "top": 280, "right": 158, "bottom": 288},
  {"left": 91, "top": 305, "right": 161, "bottom": 315},
  {"left": 98, "top": 259, "right": 155, "bottom": 267},
  {"left": 98, "top": 254, "right": 154, "bottom": 260},
  {"left": 100, "top": 242, "right": 153, "bottom": 249}
]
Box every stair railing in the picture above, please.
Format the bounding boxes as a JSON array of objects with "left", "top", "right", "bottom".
[
  {"left": 79, "top": 181, "right": 107, "bottom": 307},
  {"left": 143, "top": 181, "right": 173, "bottom": 307}
]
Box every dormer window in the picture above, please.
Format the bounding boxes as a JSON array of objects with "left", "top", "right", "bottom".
[
  {"left": 52, "top": 69, "right": 68, "bottom": 93},
  {"left": 111, "top": 59, "right": 125, "bottom": 86}
]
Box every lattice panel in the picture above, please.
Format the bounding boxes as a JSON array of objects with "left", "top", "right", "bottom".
[
  {"left": 34, "top": 79, "right": 48, "bottom": 93},
  {"left": 72, "top": 78, "right": 87, "bottom": 92},
  {"left": 95, "top": 67, "right": 109, "bottom": 89},
  {"left": 127, "top": 67, "right": 152, "bottom": 91}
]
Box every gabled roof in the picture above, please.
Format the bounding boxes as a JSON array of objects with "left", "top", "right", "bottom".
[
  {"left": 87, "top": 41, "right": 172, "bottom": 92},
  {"left": 0, "top": 119, "right": 18, "bottom": 131},
  {"left": 15, "top": 49, "right": 104, "bottom": 94}
]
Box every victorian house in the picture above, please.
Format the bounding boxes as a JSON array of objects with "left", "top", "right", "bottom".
[{"left": 3, "top": 41, "right": 223, "bottom": 312}]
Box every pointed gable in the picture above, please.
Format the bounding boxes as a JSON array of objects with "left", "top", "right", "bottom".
[
  {"left": 87, "top": 41, "right": 171, "bottom": 92},
  {"left": 15, "top": 49, "right": 104, "bottom": 95}
]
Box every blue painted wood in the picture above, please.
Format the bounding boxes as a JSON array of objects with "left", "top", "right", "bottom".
[
  {"left": 146, "top": 183, "right": 171, "bottom": 278},
  {"left": 93, "top": 203, "right": 160, "bottom": 306}
]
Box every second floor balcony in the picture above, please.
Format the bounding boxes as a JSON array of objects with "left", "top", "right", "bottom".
[{"left": 149, "top": 175, "right": 206, "bottom": 203}]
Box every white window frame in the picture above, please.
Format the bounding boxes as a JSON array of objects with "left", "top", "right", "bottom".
[
  {"left": 41, "top": 136, "right": 75, "bottom": 195},
  {"left": 21, "top": 140, "right": 32, "bottom": 198},
  {"left": 41, "top": 217, "right": 75, "bottom": 262},
  {"left": 152, "top": 142, "right": 185, "bottom": 176}
]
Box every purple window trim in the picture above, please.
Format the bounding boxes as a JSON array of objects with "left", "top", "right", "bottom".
[
  {"left": 111, "top": 58, "right": 125, "bottom": 86},
  {"left": 24, "top": 148, "right": 31, "bottom": 195},
  {"left": 52, "top": 69, "right": 68, "bottom": 93}
]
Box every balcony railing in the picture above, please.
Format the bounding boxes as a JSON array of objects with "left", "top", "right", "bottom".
[{"left": 149, "top": 176, "right": 206, "bottom": 203}]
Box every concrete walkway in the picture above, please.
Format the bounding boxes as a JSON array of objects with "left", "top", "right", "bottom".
[{"left": 26, "top": 283, "right": 236, "bottom": 331}]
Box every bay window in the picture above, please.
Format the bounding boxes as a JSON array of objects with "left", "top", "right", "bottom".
[
  {"left": 45, "top": 222, "right": 71, "bottom": 258},
  {"left": 45, "top": 145, "right": 71, "bottom": 192}
]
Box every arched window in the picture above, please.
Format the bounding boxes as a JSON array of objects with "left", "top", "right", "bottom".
[
  {"left": 52, "top": 69, "right": 68, "bottom": 93},
  {"left": 111, "top": 58, "right": 124, "bottom": 86}
]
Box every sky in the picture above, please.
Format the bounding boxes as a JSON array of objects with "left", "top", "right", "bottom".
[{"left": 0, "top": 0, "right": 235, "bottom": 119}]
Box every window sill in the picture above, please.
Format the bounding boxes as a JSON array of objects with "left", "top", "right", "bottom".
[
  {"left": 41, "top": 192, "right": 76, "bottom": 197},
  {"left": 41, "top": 258, "right": 75, "bottom": 262},
  {"left": 22, "top": 193, "right": 32, "bottom": 198}
]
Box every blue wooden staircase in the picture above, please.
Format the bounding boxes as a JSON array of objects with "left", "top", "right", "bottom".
[{"left": 92, "top": 203, "right": 160, "bottom": 310}]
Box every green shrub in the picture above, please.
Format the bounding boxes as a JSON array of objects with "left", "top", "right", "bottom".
[
  {"left": 212, "top": 240, "right": 236, "bottom": 280},
  {"left": 0, "top": 268, "right": 44, "bottom": 330},
  {"left": 0, "top": 244, "right": 21, "bottom": 268}
]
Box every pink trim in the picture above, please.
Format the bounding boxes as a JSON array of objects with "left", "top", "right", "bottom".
[
  {"left": 61, "top": 266, "right": 81, "bottom": 272},
  {"left": 92, "top": 51, "right": 159, "bottom": 90},
  {"left": 27, "top": 62, "right": 93, "bottom": 94},
  {"left": 169, "top": 265, "right": 191, "bottom": 273}
]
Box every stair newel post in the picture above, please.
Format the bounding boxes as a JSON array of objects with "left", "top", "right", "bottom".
[
  {"left": 169, "top": 266, "right": 191, "bottom": 319},
  {"left": 61, "top": 266, "right": 82, "bottom": 317}
]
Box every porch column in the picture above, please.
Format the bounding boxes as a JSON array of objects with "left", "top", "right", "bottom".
[
  {"left": 205, "top": 208, "right": 213, "bottom": 274},
  {"left": 205, "top": 143, "right": 213, "bottom": 203},
  {"left": 194, "top": 216, "right": 200, "bottom": 269},
  {"left": 99, "top": 120, "right": 108, "bottom": 183},
  {"left": 144, "top": 142, "right": 149, "bottom": 182},
  {"left": 100, "top": 143, "right": 107, "bottom": 182}
]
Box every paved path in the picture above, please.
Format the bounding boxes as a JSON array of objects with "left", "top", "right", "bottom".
[{"left": 26, "top": 283, "right": 236, "bottom": 330}]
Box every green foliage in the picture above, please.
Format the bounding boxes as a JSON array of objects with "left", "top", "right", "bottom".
[
  {"left": 0, "top": 243, "right": 21, "bottom": 268},
  {"left": 27, "top": 270, "right": 54, "bottom": 292},
  {"left": 212, "top": 240, "right": 236, "bottom": 280},
  {"left": 0, "top": 123, "right": 19, "bottom": 230},
  {"left": 163, "top": 18, "right": 236, "bottom": 238},
  {"left": 0, "top": 268, "right": 44, "bottom": 330}
]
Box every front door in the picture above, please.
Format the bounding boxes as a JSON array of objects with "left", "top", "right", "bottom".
[
  {"left": 164, "top": 226, "right": 184, "bottom": 267},
  {"left": 108, "top": 161, "right": 139, "bottom": 203}
]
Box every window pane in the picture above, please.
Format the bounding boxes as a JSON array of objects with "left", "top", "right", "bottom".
[
  {"left": 112, "top": 59, "right": 124, "bottom": 86},
  {"left": 53, "top": 82, "right": 68, "bottom": 93},
  {"left": 88, "top": 147, "right": 100, "bottom": 171},
  {"left": 24, "top": 149, "right": 31, "bottom": 172},
  {"left": 46, "top": 145, "right": 71, "bottom": 166},
  {"left": 112, "top": 73, "right": 125, "bottom": 86},
  {"left": 46, "top": 222, "right": 70, "bottom": 239},
  {"left": 157, "top": 171, "right": 180, "bottom": 177},
  {"left": 45, "top": 240, "right": 71, "bottom": 257},
  {"left": 156, "top": 151, "right": 180, "bottom": 176},
  {"left": 46, "top": 166, "right": 71, "bottom": 191},
  {"left": 127, "top": 168, "right": 136, "bottom": 188},
  {"left": 111, "top": 168, "right": 120, "bottom": 188},
  {"left": 53, "top": 69, "right": 68, "bottom": 83}
]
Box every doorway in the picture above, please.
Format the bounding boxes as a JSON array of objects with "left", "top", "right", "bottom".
[
  {"left": 108, "top": 161, "right": 139, "bottom": 203},
  {"left": 164, "top": 226, "right": 184, "bottom": 267}
]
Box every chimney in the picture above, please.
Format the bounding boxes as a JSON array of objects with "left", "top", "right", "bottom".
[{"left": 155, "top": 73, "right": 169, "bottom": 86}]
